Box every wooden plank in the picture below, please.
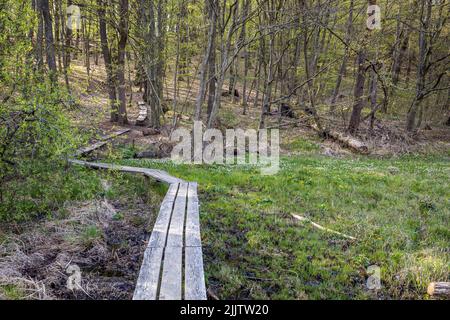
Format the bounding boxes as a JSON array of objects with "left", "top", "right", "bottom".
[
  {"left": 74, "top": 128, "right": 131, "bottom": 157},
  {"left": 100, "top": 128, "right": 131, "bottom": 140},
  {"left": 69, "top": 159, "right": 183, "bottom": 185},
  {"left": 148, "top": 183, "right": 179, "bottom": 248},
  {"left": 75, "top": 140, "right": 109, "bottom": 157},
  {"left": 144, "top": 169, "right": 182, "bottom": 185},
  {"left": 166, "top": 183, "right": 188, "bottom": 247},
  {"left": 185, "top": 246, "right": 207, "bottom": 300},
  {"left": 133, "top": 247, "right": 164, "bottom": 300},
  {"left": 159, "top": 246, "right": 183, "bottom": 300},
  {"left": 185, "top": 183, "right": 202, "bottom": 247}
]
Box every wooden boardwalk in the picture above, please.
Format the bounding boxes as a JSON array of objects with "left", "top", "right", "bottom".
[
  {"left": 133, "top": 182, "right": 206, "bottom": 300},
  {"left": 71, "top": 129, "right": 207, "bottom": 300},
  {"left": 69, "top": 159, "right": 183, "bottom": 185},
  {"left": 74, "top": 128, "right": 131, "bottom": 157}
]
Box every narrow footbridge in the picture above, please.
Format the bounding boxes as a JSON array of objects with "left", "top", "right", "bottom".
[{"left": 70, "top": 129, "right": 207, "bottom": 300}]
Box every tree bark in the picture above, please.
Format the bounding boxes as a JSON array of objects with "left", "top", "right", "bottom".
[
  {"left": 331, "top": 0, "right": 354, "bottom": 110},
  {"left": 207, "top": 1, "right": 238, "bottom": 129},
  {"left": 392, "top": 27, "right": 410, "bottom": 85},
  {"left": 195, "top": 0, "right": 217, "bottom": 121},
  {"left": 241, "top": 0, "right": 250, "bottom": 114},
  {"left": 406, "top": 0, "right": 432, "bottom": 132},
  {"left": 97, "top": 0, "right": 118, "bottom": 122},
  {"left": 427, "top": 282, "right": 450, "bottom": 298},
  {"left": 348, "top": 50, "right": 367, "bottom": 134},
  {"left": 38, "top": 0, "right": 57, "bottom": 81},
  {"left": 116, "top": 0, "right": 129, "bottom": 125},
  {"left": 34, "top": 0, "right": 44, "bottom": 71}
]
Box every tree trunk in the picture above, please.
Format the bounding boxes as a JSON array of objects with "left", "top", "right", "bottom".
[
  {"left": 195, "top": 0, "right": 217, "bottom": 121},
  {"left": 259, "top": 32, "right": 274, "bottom": 129},
  {"left": 207, "top": 1, "right": 238, "bottom": 128},
  {"left": 54, "top": 0, "right": 62, "bottom": 72},
  {"left": 241, "top": 0, "right": 250, "bottom": 114},
  {"left": 207, "top": 36, "right": 217, "bottom": 119},
  {"left": 97, "top": 0, "right": 118, "bottom": 122},
  {"left": 392, "top": 27, "right": 410, "bottom": 85},
  {"left": 348, "top": 50, "right": 367, "bottom": 134},
  {"left": 407, "top": 0, "right": 432, "bottom": 132},
  {"left": 427, "top": 282, "right": 450, "bottom": 298},
  {"left": 34, "top": 0, "right": 44, "bottom": 71},
  {"left": 369, "top": 67, "right": 378, "bottom": 129},
  {"left": 331, "top": 0, "right": 353, "bottom": 110},
  {"left": 38, "top": 0, "right": 57, "bottom": 81},
  {"left": 116, "top": 0, "right": 129, "bottom": 125},
  {"left": 63, "top": 0, "right": 73, "bottom": 91}
]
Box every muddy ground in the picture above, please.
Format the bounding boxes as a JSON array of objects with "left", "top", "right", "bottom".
[{"left": 0, "top": 180, "right": 162, "bottom": 300}]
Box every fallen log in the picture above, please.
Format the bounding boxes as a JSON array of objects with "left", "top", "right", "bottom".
[
  {"left": 311, "top": 124, "right": 369, "bottom": 154},
  {"left": 327, "top": 130, "right": 369, "bottom": 154},
  {"left": 427, "top": 282, "right": 450, "bottom": 298},
  {"left": 291, "top": 214, "right": 357, "bottom": 241}
]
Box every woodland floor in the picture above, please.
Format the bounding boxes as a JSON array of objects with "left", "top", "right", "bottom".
[
  {"left": 0, "top": 58, "right": 448, "bottom": 300},
  {"left": 66, "top": 58, "right": 450, "bottom": 158},
  {"left": 0, "top": 172, "right": 166, "bottom": 300}
]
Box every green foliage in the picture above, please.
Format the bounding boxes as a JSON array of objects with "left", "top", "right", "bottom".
[
  {"left": 0, "top": 165, "right": 103, "bottom": 221},
  {"left": 0, "top": 0, "right": 89, "bottom": 221},
  {"left": 283, "top": 138, "right": 320, "bottom": 153},
  {"left": 0, "top": 284, "right": 25, "bottom": 300},
  {"left": 113, "top": 212, "right": 125, "bottom": 221},
  {"left": 81, "top": 225, "right": 103, "bottom": 247}
]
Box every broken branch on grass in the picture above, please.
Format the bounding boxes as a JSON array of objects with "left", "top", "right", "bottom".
[{"left": 291, "top": 214, "right": 357, "bottom": 241}]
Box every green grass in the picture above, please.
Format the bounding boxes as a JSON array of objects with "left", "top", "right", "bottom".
[
  {"left": 282, "top": 137, "right": 321, "bottom": 153},
  {"left": 116, "top": 155, "right": 449, "bottom": 300},
  {"left": 0, "top": 164, "right": 104, "bottom": 221},
  {"left": 0, "top": 285, "right": 25, "bottom": 300}
]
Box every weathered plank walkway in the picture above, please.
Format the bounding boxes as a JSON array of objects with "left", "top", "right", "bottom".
[
  {"left": 74, "top": 128, "right": 131, "bottom": 157},
  {"left": 133, "top": 182, "right": 206, "bottom": 300},
  {"left": 71, "top": 129, "right": 207, "bottom": 300},
  {"left": 69, "top": 159, "right": 183, "bottom": 185}
]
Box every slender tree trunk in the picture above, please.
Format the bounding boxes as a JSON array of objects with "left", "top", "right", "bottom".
[
  {"left": 348, "top": 50, "right": 367, "bottom": 134},
  {"left": 348, "top": 0, "right": 379, "bottom": 134},
  {"left": 54, "top": 0, "right": 62, "bottom": 72},
  {"left": 392, "top": 27, "right": 410, "bottom": 85},
  {"left": 63, "top": 0, "right": 73, "bottom": 91},
  {"left": 38, "top": 0, "right": 57, "bottom": 81},
  {"left": 259, "top": 31, "right": 274, "bottom": 129},
  {"left": 97, "top": 0, "right": 118, "bottom": 122},
  {"left": 116, "top": 0, "right": 129, "bottom": 125},
  {"left": 171, "top": 12, "right": 182, "bottom": 128},
  {"left": 241, "top": 0, "right": 250, "bottom": 114},
  {"left": 35, "top": 0, "right": 44, "bottom": 71},
  {"left": 369, "top": 67, "right": 378, "bottom": 129},
  {"left": 407, "top": 0, "right": 432, "bottom": 132},
  {"left": 195, "top": 0, "right": 217, "bottom": 121},
  {"left": 331, "top": 0, "right": 353, "bottom": 110},
  {"left": 207, "top": 1, "right": 238, "bottom": 128},
  {"left": 84, "top": 15, "right": 91, "bottom": 80},
  {"left": 207, "top": 37, "right": 217, "bottom": 118}
]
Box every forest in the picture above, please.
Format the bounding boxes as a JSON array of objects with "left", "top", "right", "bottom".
[{"left": 0, "top": 0, "right": 449, "bottom": 301}]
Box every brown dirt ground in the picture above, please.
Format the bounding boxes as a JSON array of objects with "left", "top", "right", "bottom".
[{"left": 0, "top": 178, "right": 163, "bottom": 300}]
